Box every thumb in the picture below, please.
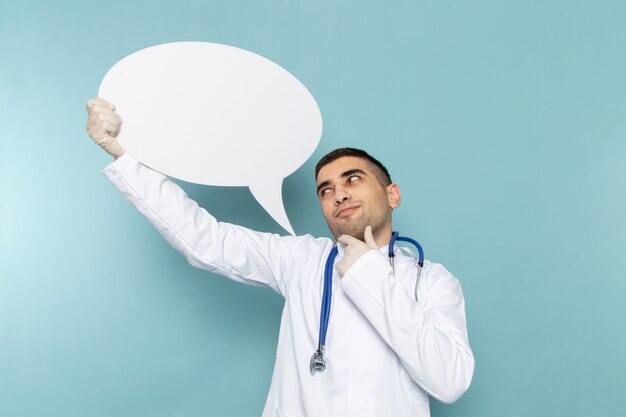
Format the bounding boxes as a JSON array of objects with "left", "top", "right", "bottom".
[{"left": 363, "top": 226, "right": 377, "bottom": 249}]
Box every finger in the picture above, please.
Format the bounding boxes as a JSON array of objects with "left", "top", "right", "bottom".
[
  {"left": 86, "top": 97, "right": 115, "bottom": 111},
  {"left": 337, "top": 234, "right": 359, "bottom": 246},
  {"left": 89, "top": 120, "right": 118, "bottom": 139},
  {"left": 93, "top": 106, "right": 122, "bottom": 124},
  {"left": 87, "top": 104, "right": 118, "bottom": 119},
  {"left": 93, "top": 112, "right": 122, "bottom": 127},
  {"left": 85, "top": 98, "right": 98, "bottom": 111},
  {"left": 363, "top": 226, "right": 377, "bottom": 249},
  {"left": 335, "top": 258, "right": 346, "bottom": 276},
  {"left": 99, "top": 120, "right": 119, "bottom": 136}
]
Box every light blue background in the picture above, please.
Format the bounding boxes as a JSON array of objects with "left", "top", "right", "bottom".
[{"left": 1, "top": 1, "right": 625, "bottom": 416}]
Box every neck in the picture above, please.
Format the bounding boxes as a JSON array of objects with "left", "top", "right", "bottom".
[{"left": 373, "top": 226, "right": 393, "bottom": 249}]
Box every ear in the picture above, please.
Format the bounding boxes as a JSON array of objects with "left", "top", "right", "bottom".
[{"left": 386, "top": 183, "right": 401, "bottom": 209}]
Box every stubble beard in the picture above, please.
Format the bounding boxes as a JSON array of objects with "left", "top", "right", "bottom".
[
  {"left": 328, "top": 194, "right": 393, "bottom": 242},
  {"left": 329, "top": 209, "right": 390, "bottom": 242},
  {"left": 330, "top": 217, "right": 371, "bottom": 241}
]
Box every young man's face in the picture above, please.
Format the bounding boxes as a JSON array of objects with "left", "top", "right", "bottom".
[{"left": 316, "top": 156, "right": 400, "bottom": 242}]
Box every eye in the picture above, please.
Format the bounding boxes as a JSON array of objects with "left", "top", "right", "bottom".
[
  {"left": 319, "top": 188, "right": 333, "bottom": 198},
  {"left": 348, "top": 175, "right": 360, "bottom": 183}
]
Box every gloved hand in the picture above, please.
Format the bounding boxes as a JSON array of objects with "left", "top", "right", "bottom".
[
  {"left": 336, "top": 226, "right": 379, "bottom": 277},
  {"left": 85, "top": 97, "right": 125, "bottom": 158}
]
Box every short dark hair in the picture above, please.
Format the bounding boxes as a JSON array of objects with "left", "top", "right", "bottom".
[{"left": 315, "top": 148, "right": 392, "bottom": 188}]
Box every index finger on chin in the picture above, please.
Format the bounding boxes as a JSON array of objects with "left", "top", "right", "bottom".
[{"left": 337, "top": 234, "right": 358, "bottom": 246}]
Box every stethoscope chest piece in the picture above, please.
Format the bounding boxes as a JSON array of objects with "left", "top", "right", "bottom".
[{"left": 310, "top": 348, "right": 326, "bottom": 374}]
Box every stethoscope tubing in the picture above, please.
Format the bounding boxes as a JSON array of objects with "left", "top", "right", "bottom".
[
  {"left": 319, "top": 246, "right": 338, "bottom": 347},
  {"left": 390, "top": 232, "right": 424, "bottom": 268},
  {"left": 311, "top": 232, "right": 424, "bottom": 375}
]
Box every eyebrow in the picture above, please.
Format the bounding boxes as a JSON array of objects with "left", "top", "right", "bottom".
[{"left": 316, "top": 168, "right": 368, "bottom": 195}]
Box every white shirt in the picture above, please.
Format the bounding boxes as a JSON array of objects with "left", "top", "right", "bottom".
[{"left": 103, "top": 154, "right": 474, "bottom": 417}]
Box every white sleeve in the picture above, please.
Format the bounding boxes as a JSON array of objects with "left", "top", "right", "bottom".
[
  {"left": 339, "top": 250, "right": 475, "bottom": 404},
  {"left": 102, "top": 153, "right": 296, "bottom": 296}
]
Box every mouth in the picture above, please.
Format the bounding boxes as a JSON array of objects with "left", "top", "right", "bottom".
[{"left": 335, "top": 204, "right": 361, "bottom": 218}]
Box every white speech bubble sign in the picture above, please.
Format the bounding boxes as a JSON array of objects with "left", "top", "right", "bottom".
[{"left": 98, "top": 42, "right": 323, "bottom": 235}]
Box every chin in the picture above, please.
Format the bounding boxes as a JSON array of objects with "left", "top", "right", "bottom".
[{"left": 331, "top": 222, "right": 367, "bottom": 241}]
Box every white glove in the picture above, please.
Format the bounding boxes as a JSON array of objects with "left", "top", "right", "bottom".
[
  {"left": 85, "top": 97, "right": 125, "bottom": 158},
  {"left": 336, "top": 226, "right": 379, "bottom": 277}
]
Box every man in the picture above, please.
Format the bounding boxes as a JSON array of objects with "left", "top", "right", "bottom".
[{"left": 86, "top": 97, "right": 474, "bottom": 417}]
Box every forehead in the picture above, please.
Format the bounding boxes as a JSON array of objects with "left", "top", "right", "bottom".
[{"left": 316, "top": 156, "right": 372, "bottom": 184}]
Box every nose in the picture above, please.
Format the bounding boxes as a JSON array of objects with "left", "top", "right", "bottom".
[{"left": 334, "top": 188, "right": 350, "bottom": 205}]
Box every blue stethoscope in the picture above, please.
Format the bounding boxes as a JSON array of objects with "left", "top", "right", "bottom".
[{"left": 310, "top": 231, "right": 424, "bottom": 375}]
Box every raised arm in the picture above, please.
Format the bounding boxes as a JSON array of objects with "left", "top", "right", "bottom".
[{"left": 85, "top": 97, "right": 296, "bottom": 295}]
